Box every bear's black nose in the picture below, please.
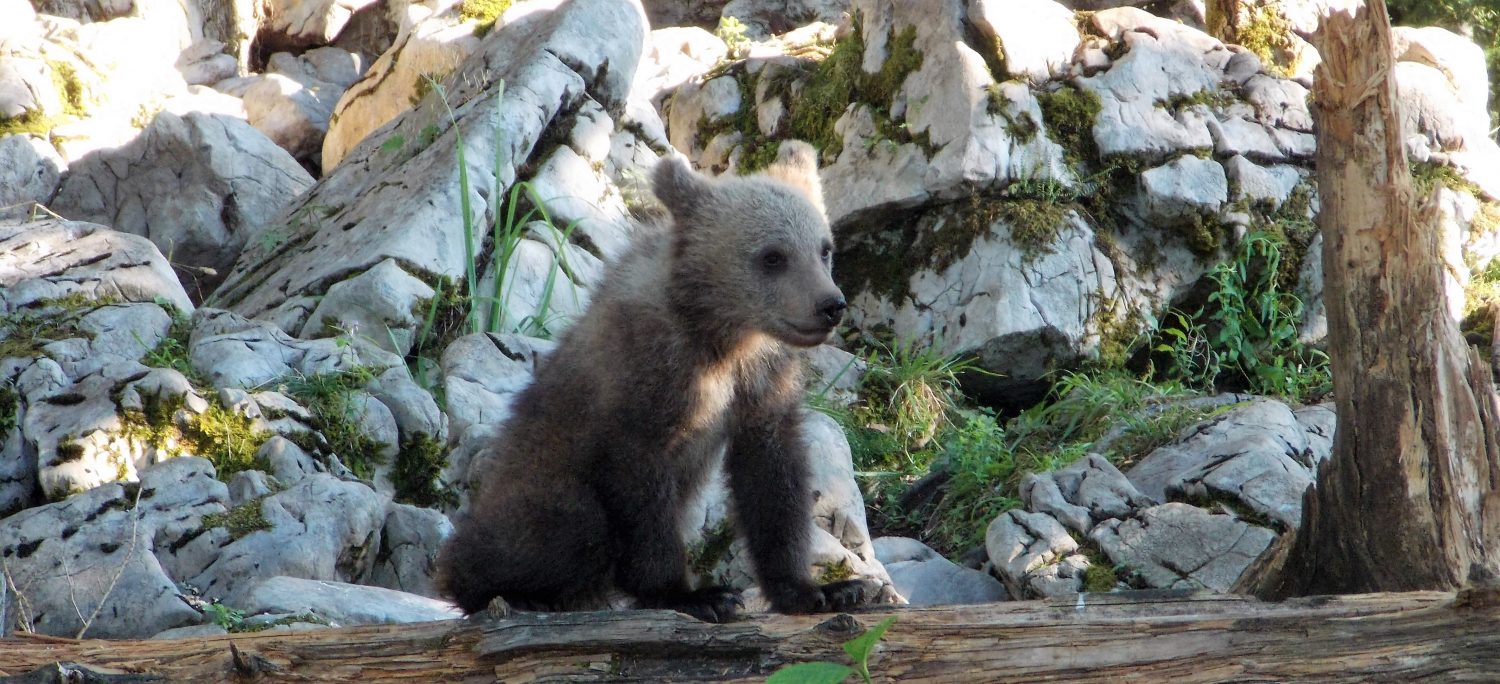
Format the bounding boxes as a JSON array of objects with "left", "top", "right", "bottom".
[{"left": 818, "top": 295, "right": 847, "bottom": 326}]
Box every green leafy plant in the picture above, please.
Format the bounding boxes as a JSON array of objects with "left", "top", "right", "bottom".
[
  {"left": 1154, "top": 231, "right": 1330, "bottom": 401},
  {"left": 856, "top": 338, "right": 984, "bottom": 464},
  {"left": 203, "top": 603, "right": 246, "bottom": 631},
  {"left": 767, "top": 616, "right": 897, "bottom": 684},
  {"left": 430, "top": 77, "right": 586, "bottom": 340},
  {"left": 715, "top": 16, "right": 751, "bottom": 58}
]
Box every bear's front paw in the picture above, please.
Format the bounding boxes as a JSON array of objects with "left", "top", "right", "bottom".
[
  {"left": 764, "top": 578, "right": 867, "bottom": 614},
  {"left": 662, "top": 586, "right": 745, "bottom": 623},
  {"left": 818, "top": 579, "right": 866, "bottom": 611}
]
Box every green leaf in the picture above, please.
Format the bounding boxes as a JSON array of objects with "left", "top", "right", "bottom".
[
  {"left": 766, "top": 662, "right": 854, "bottom": 684},
  {"left": 842, "top": 616, "right": 897, "bottom": 684}
]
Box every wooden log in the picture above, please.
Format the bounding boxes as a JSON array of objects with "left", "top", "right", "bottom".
[{"left": 0, "top": 590, "right": 1497, "bottom": 681}]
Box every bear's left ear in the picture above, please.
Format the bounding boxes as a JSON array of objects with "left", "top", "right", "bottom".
[
  {"left": 760, "top": 140, "right": 825, "bottom": 215},
  {"left": 652, "top": 154, "right": 712, "bottom": 217}
]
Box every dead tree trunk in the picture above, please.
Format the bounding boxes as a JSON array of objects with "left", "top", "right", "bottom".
[
  {"left": 1262, "top": 0, "right": 1500, "bottom": 597},
  {"left": 0, "top": 592, "right": 1499, "bottom": 682}
]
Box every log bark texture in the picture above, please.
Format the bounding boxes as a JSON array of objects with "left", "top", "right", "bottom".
[
  {"left": 0, "top": 592, "right": 1498, "bottom": 682},
  {"left": 1262, "top": 0, "right": 1500, "bottom": 597}
]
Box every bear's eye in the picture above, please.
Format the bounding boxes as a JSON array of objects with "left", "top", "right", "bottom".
[
  {"left": 820, "top": 244, "right": 833, "bottom": 263},
  {"left": 760, "top": 250, "right": 787, "bottom": 272}
]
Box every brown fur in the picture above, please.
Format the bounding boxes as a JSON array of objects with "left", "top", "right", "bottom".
[{"left": 436, "top": 142, "right": 862, "bottom": 621}]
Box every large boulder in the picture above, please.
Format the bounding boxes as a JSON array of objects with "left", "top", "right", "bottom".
[
  {"left": 0, "top": 457, "right": 226, "bottom": 638},
  {"left": 216, "top": 0, "right": 650, "bottom": 351},
  {"left": 51, "top": 111, "right": 314, "bottom": 297}
]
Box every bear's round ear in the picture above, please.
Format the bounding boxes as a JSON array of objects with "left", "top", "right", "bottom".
[
  {"left": 652, "top": 155, "right": 711, "bottom": 216},
  {"left": 761, "top": 140, "right": 825, "bottom": 215}
]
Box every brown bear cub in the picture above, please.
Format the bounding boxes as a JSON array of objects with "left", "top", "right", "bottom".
[{"left": 436, "top": 141, "right": 865, "bottom": 622}]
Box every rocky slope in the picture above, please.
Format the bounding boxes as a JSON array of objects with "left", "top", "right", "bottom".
[{"left": 1, "top": 0, "right": 1497, "bottom": 636}]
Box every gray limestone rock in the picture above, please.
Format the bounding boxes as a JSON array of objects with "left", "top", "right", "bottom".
[
  {"left": 189, "top": 473, "right": 390, "bottom": 603},
  {"left": 1224, "top": 155, "right": 1304, "bottom": 208},
  {"left": 368, "top": 502, "right": 452, "bottom": 598},
  {"left": 0, "top": 457, "right": 226, "bottom": 638},
  {"left": 1293, "top": 402, "right": 1335, "bottom": 470},
  {"left": 1090, "top": 503, "right": 1276, "bottom": 592},
  {"left": 967, "top": 0, "right": 1078, "bottom": 81},
  {"left": 885, "top": 555, "right": 1008, "bottom": 606},
  {"left": 51, "top": 111, "right": 314, "bottom": 295},
  {"left": 257, "top": 435, "right": 325, "bottom": 484},
  {"left": 300, "top": 259, "right": 435, "bottom": 356},
  {"left": 441, "top": 333, "right": 555, "bottom": 448},
  {"left": 1140, "top": 155, "right": 1229, "bottom": 225},
  {"left": 235, "top": 576, "right": 461, "bottom": 625},
  {"left": 217, "top": 0, "right": 648, "bottom": 356},
  {"left": 985, "top": 509, "right": 1078, "bottom": 597},
  {"left": 1024, "top": 453, "right": 1154, "bottom": 536},
  {"left": 1079, "top": 30, "right": 1221, "bottom": 161},
  {"left": 0, "top": 135, "right": 64, "bottom": 220},
  {"left": 1130, "top": 398, "right": 1314, "bottom": 529},
  {"left": 872, "top": 536, "right": 940, "bottom": 565},
  {"left": 0, "top": 220, "right": 193, "bottom": 314}
]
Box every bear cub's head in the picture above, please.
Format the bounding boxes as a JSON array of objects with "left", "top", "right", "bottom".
[{"left": 651, "top": 142, "right": 845, "bottom": 347}]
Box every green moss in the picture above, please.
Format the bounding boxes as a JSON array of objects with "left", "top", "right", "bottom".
[
  {"left": 693, "top": 20, "right": 929, "bottom": 173},
  {"left": 1411, "top": 160, "right": 1483, "bottom": 199},
  {"left": 1092, "top": 299, "right": 1146, "bottom": 371},
  {"left": 201, "top": 497, "right": 273, "bottom": 540},
  {"left": 282, "top": 367, "right": 386, "bottom": 480},
  {"left": 117, "top": 390, "right": 185, "bottom": 456},
  {"left": 49, "top": 61, "right": 85, "bottom": 118},
  {"left": 787, "top": 22, "right": 927, "bottom": 158},
  {"left": 814, "top": 557, "right": 855, "bottom": 584},
  {"left": 837, "top": 180, "right": 1079, "bottom": 303},
  {"left": 1174, "top": 211, "right": 1228, "bottom": 256},
  {"left": 0, "top": 61, "right": 85, "bottom": 137},
  {"left": 118, "top": 389, "right": 270, "bottom": 478},
  {"left": 1082, "top": 557, "right": 1118, "bottom": 593},
  {"left": 1475, "top": 202, "right": 1500, "bottom": 235},
  {"left": 391, "top": 432, "right": 456, "bottom": 508},
  {"left": 1156, "top": 89, "right": 1237, "bottom": 114},
  {"left": 54, "top": 441, "right": 85, "bottom": 464},
  {"left": 0, "top": 384, "right": 17, "bottom": 436},
  {"left": 1037, "top": 86, "right": 1102, "bottom": 169},
  {"left": 184, "top": 402, "right": 271, "bottom": 478},
  {"left": 142, "top": 306, "right": 207, "bottom": 386},
  {"left": 459, "top": 0, "right": 511, "bottom": 37},
  {"left": 1235, "top": 3, "right": 1299, "bottom": 78},
  {"left": 0, "top": 109, "right": 59, "bottom": 137},
  {"left": 0, "top": 294, "right": 112, "bottom": 360},
  {"left": 687, "top": 518, "right": 736, "bottom": 583},
  {"left": 1004, "top": 110, "right": 1038, "bottom": 143}
]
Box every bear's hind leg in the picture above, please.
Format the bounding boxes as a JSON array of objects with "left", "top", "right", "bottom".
[
  {"left": 602, "top": 473, "right": 743, "bottom": 623},
  {"left": 439, "top": 472, "right": 612, "bottom": 615}
]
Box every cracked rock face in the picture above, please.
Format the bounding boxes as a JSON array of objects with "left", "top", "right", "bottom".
[
  {"left": 51, "top": 111, "right": 315, "bottom": 298},
  {"left": 188, "top": 472, "right": 389, "bottom": 604},
  {"left": 216, "top": 0, "right": 648, "bottom": 347},
  {"left": 1090, "top": 502, "right": 1276, "bottom": 592},
  {"left": 1129, "top": 398, "right": 1316, "bottom": 528},
  {"left": 985, "top": 508, "right": 1084, "bottom": 598},
  {"left": 0, "top": 457, "right": 226, "bottom": 639}
]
